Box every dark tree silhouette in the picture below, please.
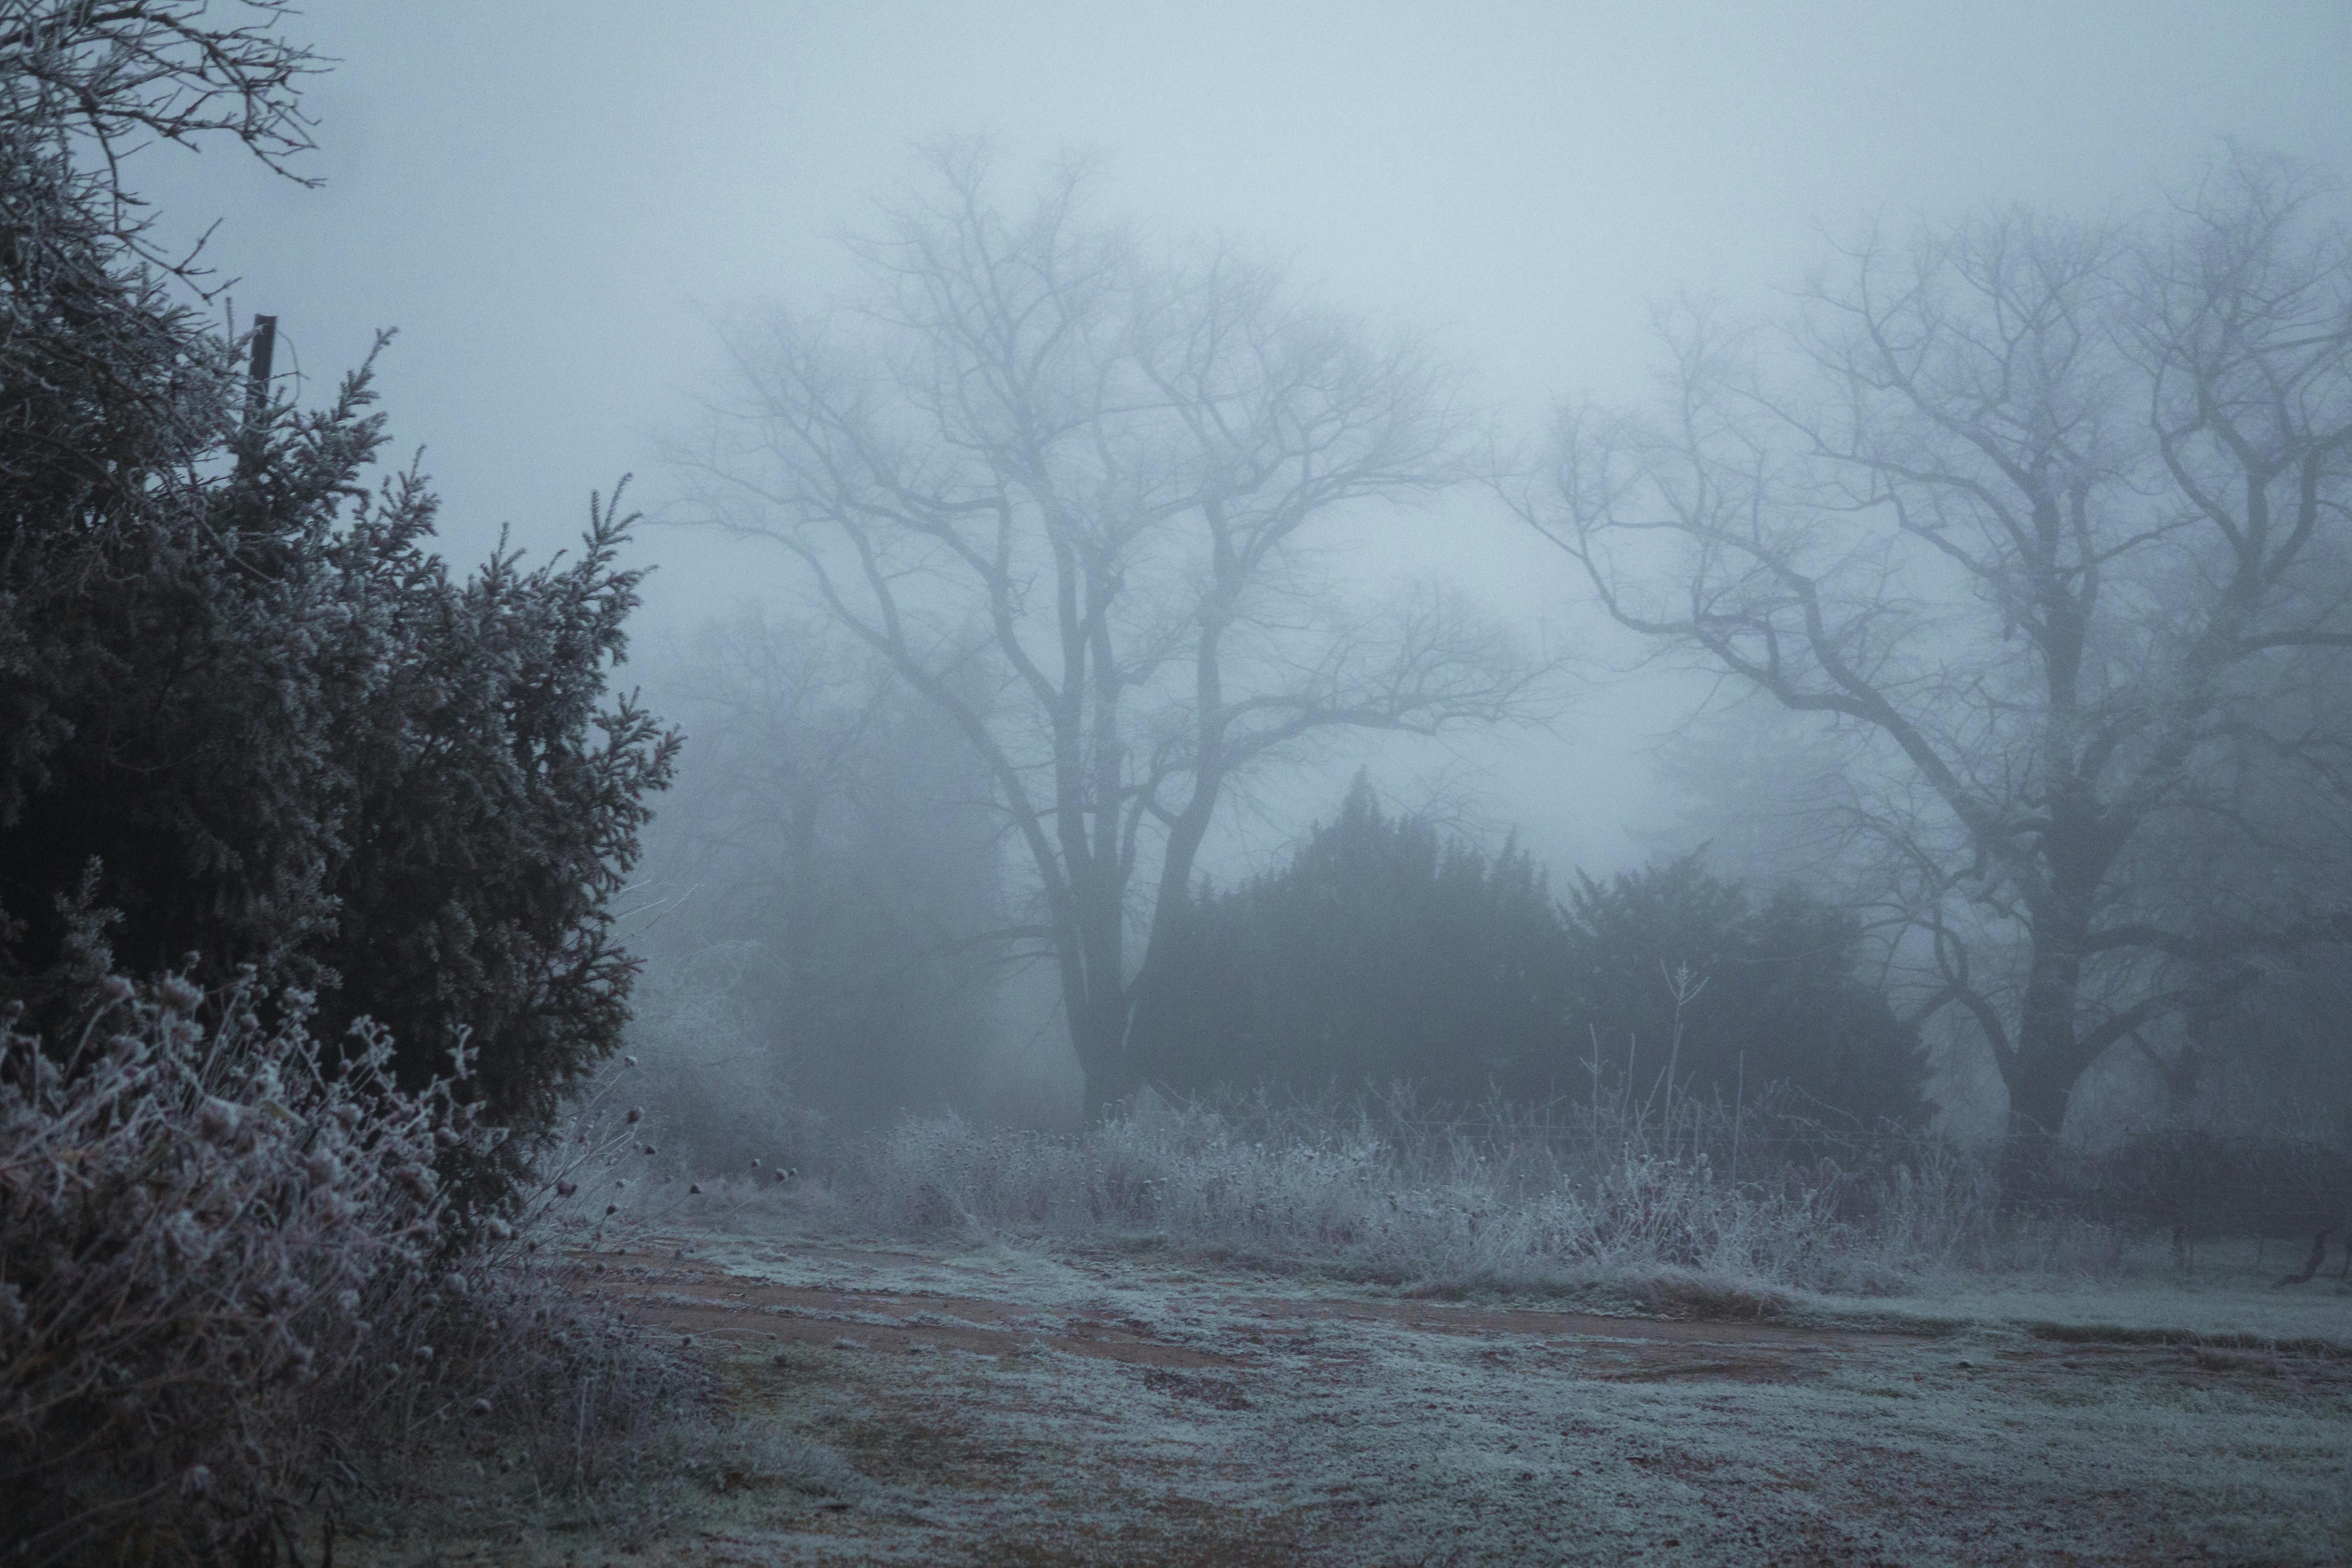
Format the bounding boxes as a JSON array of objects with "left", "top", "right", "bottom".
[
  {"left": 0, "top": 0, "right": 678, "bottom": 1203},
  {"left": 1560, "top": 857, "right": 1931, "bottom": 1128},
  {"left": 681, "top": 148, "right": 1548, "bottom": 1119},
  {"left": 1135, "top": 783, "right": 1927, "bottom": 1124},
  {"left": 1515, "top": 152, "right": 2352, "bottom": 1136},
  {"left": 1134, "top": 774, "right": 1573, "bottom": 1102}
]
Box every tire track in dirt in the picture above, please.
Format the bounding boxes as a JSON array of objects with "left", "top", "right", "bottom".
[
  {"left": 571, "top": 1242, "right": 2352, "bottom": 1403},
  {"left": 334, "top": 1237, "right": 2352, "bottom": 1564},
  {"left": 573, "top": 1243, "right": 1932, "bottom": 1386}
]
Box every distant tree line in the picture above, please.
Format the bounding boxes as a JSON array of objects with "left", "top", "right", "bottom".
[
  {"left": 673, "top": 143, "right": 2352, "bottom": 1147},
  {"left": 628, "top": 606, "right": 1005, "bottom": 1134},
  {"left": 1130, "top": 776, "right": 1929, "bottom": 1125}
]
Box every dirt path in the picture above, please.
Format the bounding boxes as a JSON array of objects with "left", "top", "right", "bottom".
[
  {"left": 336, "top": 1232, "right": 2352, "bottom": 1565},
  {"left": 582, "top": 1240, "right": 1933, "bottom": 1385},
  {"left": 527, "top": 1233, "right": 2352, "bottom": 1566}
]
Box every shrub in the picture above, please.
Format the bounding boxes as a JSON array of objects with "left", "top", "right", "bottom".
[
  {"left": 1132, "top": 775, "right": 1574, "bottom": 1101},
  {"left": 1559, "top": 857, "right": 1932, "bottom": 1126},
  {"left": 835, "top": 1088, "right": 1992, "bottom": 1295},
  {"left": 0, "top": 915, "right": 699, "bottom": 1565},
  {"left": 0, "top": 0, "right": 678, "bottom": 1211},
  {"left": 2089, "top": 1129, "right": 2352, "bottom": 1275},
  {"left": 1131, "top": 782, "right": 1929, "bottom": 1126},
  {"left": 0, "top": 10, "right": 699, "bottom": 1558},
  {"left": 0, "top": 914, "right": 478, "bottom": 1562}
]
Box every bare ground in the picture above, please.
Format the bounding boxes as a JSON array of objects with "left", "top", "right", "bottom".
[{"left": 332, "top": 1230, "right": 2352, "bottom": 1565}]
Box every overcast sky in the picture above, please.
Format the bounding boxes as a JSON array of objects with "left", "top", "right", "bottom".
[{"left": 146, "top": 0, "right": 2352, "bottom": 877}]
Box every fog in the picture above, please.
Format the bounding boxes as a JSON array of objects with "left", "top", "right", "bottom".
[
  {"left": 15, "top": 6, "right": 2352, "bottom": 1556},
  {"left": 126, "top": 1, "right": 2352, "bottom": 1134},
  {"left": 143, "top": 1, "right": 2347, "bottom": 869}
]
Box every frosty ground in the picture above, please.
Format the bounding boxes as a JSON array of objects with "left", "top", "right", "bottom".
[{"left": 333, "top": 1224, "right": 2352, "bottom": 1567}]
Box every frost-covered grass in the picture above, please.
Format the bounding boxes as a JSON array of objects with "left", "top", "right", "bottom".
[
  {"left": 588, "top": 1071, "right": 2352, "bottom": 1337},
  {"left": 1842, "top": 1232, "right": 2352, "bottom": 1346},
  {"left": 632, "top": 1087, "right": 2347, "bottom": 1314},
  {"left": 350, "top": 1068, "right": 2352, "bottom": 1565},
  {"left": 347, "top": 1223, "right": 2352, "bottom": 1566},
  {"left": 667, "top": 1090, "right": 1997, "bottom": 1298}
]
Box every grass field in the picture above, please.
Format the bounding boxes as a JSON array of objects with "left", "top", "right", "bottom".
[{"left": 325, "top": 1221, "right": 2352, "bottom": 1566}]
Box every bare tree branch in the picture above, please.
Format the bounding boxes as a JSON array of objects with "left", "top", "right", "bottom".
[
  {"left": 678, "top": 147, "right": 1557, "bottom": 1115},
  {"left": 1510, "top": 150, "right": 2352, "bottom": 1136}
]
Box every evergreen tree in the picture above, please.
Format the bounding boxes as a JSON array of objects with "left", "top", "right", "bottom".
[
  {"left": 0, "top": 0, "right": 677, "bottom": 1203},
  {"left": 1134, "top": 775, "right": 1574, "bottom": 1101},
  {"left": 1561, "top": 857, "right": 1930, "bottom": 1126},
  {"left": 1134, "top": 783, "right": 1928, "bottom": 1124}
]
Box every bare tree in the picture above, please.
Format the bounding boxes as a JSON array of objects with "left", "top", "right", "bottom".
[
  {"left": 0, "top": 0, "right": 318, "bottom": 295},
  {"left": 648, "top": 605, "right": 899, "bottom": 923},
  {"left": 681, "top": 149, "right": 1546, "bottom": 1118},
  {"left": 1, "top": 0, "right": 320, "bottom": 514},
  {"left": 1513, "top": 151, "right": 2352, "bottom": 1137},
  {"left": 634, "top": 605, "right": 1006, "bottom": 1125}
]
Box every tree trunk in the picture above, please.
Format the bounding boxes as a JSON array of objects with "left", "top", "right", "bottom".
[
  {"left": 1080, "top": 1061, "right": 1142, "bottom": 1125},
  {"left": 1072, "top": 991, "right": 1140, "bottom": 1124},
  {"left": 2005, "top": 912, "right": 2091, "bottom": 1139},
  {"left": 2003, "top": 1029, "right": 2078, "bottom": 1140}
]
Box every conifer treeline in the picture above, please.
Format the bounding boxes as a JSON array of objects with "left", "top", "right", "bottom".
[{"left": 1132, "top": 776, "right": 1929, "bottom": 1125}]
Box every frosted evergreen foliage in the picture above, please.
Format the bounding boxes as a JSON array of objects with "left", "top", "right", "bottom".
[
  {"left": 0, "top": 0, "right": 680, "bottom": 1207},
  {"left": 0, "top": 6, "right": 695, "bottom": 1559}
]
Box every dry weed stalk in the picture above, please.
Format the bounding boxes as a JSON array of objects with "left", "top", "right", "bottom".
[{"left": 0, "top": 927, "right": 695, "bottom": 1566}]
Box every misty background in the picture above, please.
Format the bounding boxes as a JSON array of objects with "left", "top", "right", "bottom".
[{"left": 135, "top": 0, "right": 2352, "bottom": 1134}]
